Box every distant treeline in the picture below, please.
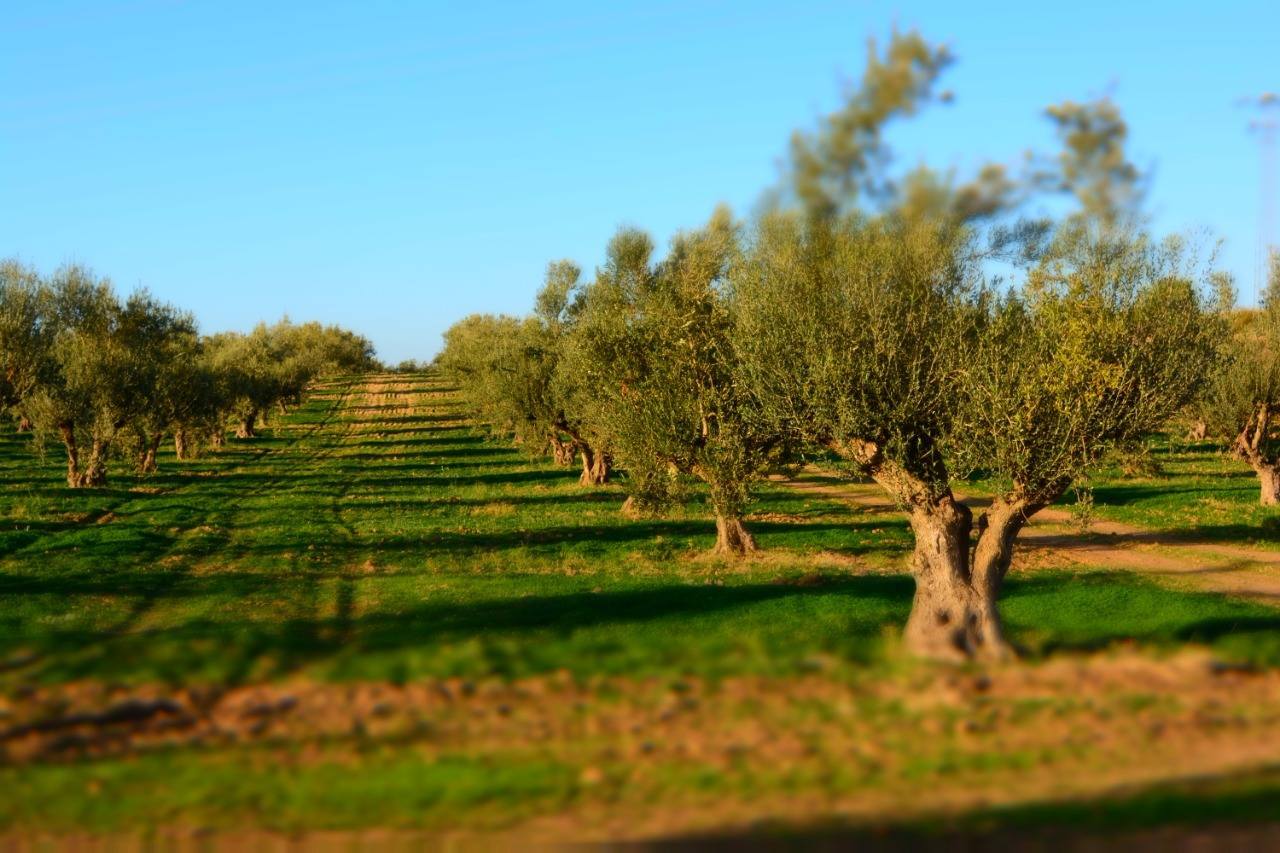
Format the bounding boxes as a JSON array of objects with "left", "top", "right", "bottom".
[{"left": 0, "top": 260, "right": 379, "bottom": 487}]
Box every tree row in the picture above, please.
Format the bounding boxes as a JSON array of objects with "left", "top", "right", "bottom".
[
  {"left": 440, "top": 30, "right": 1275, "bottom": 661},
  {"left": 0, "top": 261, "right": 378, "bottom": 488}
]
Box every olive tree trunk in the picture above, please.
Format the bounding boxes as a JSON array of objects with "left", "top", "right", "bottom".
[
  {"left": 174, "top": 428, "right": 192, "bottom": 461},
  {"left": 236, "top": 409, "right": 258, "bottom": 439},
  {"left": 16, "top": 415, "right": 31, "bottom": 433},
  {"left": 1256, "top": 462, "right": 1280, "bottom": 506},
  {"left": 210, "top": 427, "right": 226, "bottom": 449},
  {"left": 1233, "top": 405, "right": 1280, "bottom": 506},
  {"left": 900, "top": 495, "right": 1010, "bottom": 661},
  {"left": 76, "top": 439, "right": 109, "bottom": 488},
  {"left": 138, "top": 431, "right": 163, "bottom": 474},
  {"left": 578, "top": 444, "right": 611, "bottom": 486},
  {"left": 836, "top": 439, "right": 1060, "bottom": 662},
  {"left": 903, "top": 492, "right": 1053, "bottom": 661},
  {"left": 550, "top": 435, "right": 576, "bottom": 466},
  {"left": 59, "top": 422, "right": 81, "bottom": 488},
  {"left": 713, "top": 514, "right": 757, "bottom": 557}
]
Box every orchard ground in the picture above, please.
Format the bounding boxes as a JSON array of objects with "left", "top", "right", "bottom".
[{"left": 3, "top": 372, "right": 1280, "bottom": 846}]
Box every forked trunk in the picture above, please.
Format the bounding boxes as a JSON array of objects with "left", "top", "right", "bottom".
[
  {"left": 59, "top": 422, "right": 81, "bottom": 488},
  {"left": 578, "top": 445, "right": 610, "bottom": 486},
  {"left": 16, "top": 415, "right": 31, "bottom": 433},
  {"left": 236, "top": 410, "right": 258, "bottom": 439},
  {"left": 76, "top": 439, "right": 109, "bottom": 488},
  {"left": 1187, "top": 420, "right": 1208, "bottom": 441},
  {"left": 713, "top": 514, "right": 757, "bottom": 557},
  {"left": 138, "top": 432, "right": 162, "bottom": 474},
  {"left": 550, "top": 435, "right": 576, "bottom": 466},
  {"left": 836, "top": 439, "right": 1029, "bottom": 662},
  {"left": 902, "top": 496, "right": 1006, "bottom": 661},
  {"left": 903, "top": 494, "right": 1044, "bottom": 661},
  {"left": 1234, "top": 407, "right": 1280, "bottom": 506}
]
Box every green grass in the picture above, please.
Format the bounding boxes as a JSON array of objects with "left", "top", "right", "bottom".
[
  {"left": 4, "top": 374, "right": 1280, "bottom": 836},
  {"left": 2, "top": 379, "right": 1277, "bottom": 686},
  {"left": 3, "top": 748, "right": 578, "bottom": 832},
  {"left": 1042, "top": 434, "right": 1280, "bottom": 548}
]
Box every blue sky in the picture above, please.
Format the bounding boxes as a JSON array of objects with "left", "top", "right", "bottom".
[{"left": 3, "top": 1, "right": 1276, "bottom": 362}]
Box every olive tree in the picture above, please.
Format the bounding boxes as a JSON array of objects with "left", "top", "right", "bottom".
[
  {"left": 942, "top": 231, "right": 1218, "bottom": 655},
  {"left": 567, "top": 209, "right": 779, "bottom": 554},
  {"left": 733, "top": 213, "right": 1217, "bottom": 659},
  {"left": 1204, "top": 252, "right": 1280, "bottom": 503},
  {"left": 22, "top": 266, "right": 140, "bottom": 487},
  {"left": 0, "top": 260, "right": 53, "bottom": 431},
  {"left": 440, "top": 265, "right": 614, "bottom": 486},
  {"left": 123, "top": 305, "right": 210, "bottom": 472}
]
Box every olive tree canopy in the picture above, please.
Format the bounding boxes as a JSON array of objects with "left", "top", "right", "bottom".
[
  {"left": 733, "top": 212, "right": 1218, "bottom": 659},
  {"left": 440, "top": 264, "right": 614, "bottom": 486},
  {"left": 566, "top": 208, "right": 781, "bottom": 554}
]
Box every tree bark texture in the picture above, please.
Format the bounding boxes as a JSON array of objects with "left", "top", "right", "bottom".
[
  {"left": 174, "top": 428, "right": 192, "bottom": 461},
  {"left": 59, "top": 422, "right": 80, "bottom": 488},
  {"left": 835, "top": 438, "right": 1056, "bottom": 662},
  {"left": 236, "top": 410, "right": 258, "bottom": 439},
  {"left": 713, "top": 514, "right": 757, "bottom": 557},
  {"left": 1233, "top": 404, "right": 1280, "bottom": 506},
  {"left": 138, "top": 432, "right": 162, "bottom": 474},
  {"left": 75, "top": 439, "right": 109, "bottom": 488},
  {"left": 578, "top": 444, "right": 611, "bottom": 486},
  {"left": 550, "top": 435, "right": 576, "bottom": 466}
]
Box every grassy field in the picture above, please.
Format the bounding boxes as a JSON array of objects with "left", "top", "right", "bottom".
[{"left": 4, "top": 373, "right": 1280, "bottom": 843}]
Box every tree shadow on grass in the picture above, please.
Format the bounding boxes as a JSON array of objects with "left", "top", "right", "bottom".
[
  {"left": 12, "top": 574, "right": 913, "bottom": 685},
  {"left": 1086, "top": 480, "right": 1257, "bottom": 509},
  {"left": 647, "top": 765, "right": 1280, "bottom": 850}
]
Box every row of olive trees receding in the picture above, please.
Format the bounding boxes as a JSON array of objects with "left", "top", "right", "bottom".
[
  {"left": 0, "top": 261, "right": 378, "bottom": 488},
  {"left": 438, "top": 30, "right": 1235, "bottom": 661},
  {"left": 440, "top": 214, "right": 1222, "bottom": 660}
]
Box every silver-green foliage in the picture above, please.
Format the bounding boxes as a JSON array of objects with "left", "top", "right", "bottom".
[{"left": 567, "top": 209, "right": 779, "bottom": 542}]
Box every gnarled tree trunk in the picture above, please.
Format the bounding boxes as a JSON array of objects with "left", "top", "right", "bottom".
[
  {"left": 549, "top": 435, "right": 576, "bottom": 466},
  {"left": 1257, "top": 463, "right": 1280, "bottom": 506},
  {"left": 76, "top": 439, "right": 109, "bottom": 488},
  {"left": 59, "top": 422, "right": 81, "bottom": 488},
  {"left": 1233, "top": 404, "right": 1280, "bottom": 506},
  {"left": 900, "top": 495, "right": 1007, "bottom": 661},
  {"left": 713, "top": 514, "right": 757, "bottom": 557},
  {"left": 210, "top": 427, "right": 226, "bottom": 449},
  {"left": 1187, "top": 420, "right": 1208, "bottom": 441},
  {"left": 174, "top": 428, "right": 192, "bottom": 461},
  {"left": 138, "top": 431, "right": 163, "bottom": 474},
  {"left": 16, "top": 415, "right": 31, "bottom": 433},
  {"left": 236, "top": 409, "right": 258, "bottom": 439},
  {"left": 578, "top": 444, "right": 611, "bottom": 486},
  {"left": 834, "top": 438, "right": 1054, "bottom": 662}
]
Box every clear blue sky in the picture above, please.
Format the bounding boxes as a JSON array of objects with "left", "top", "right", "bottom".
[{"left": 3, "top": 1, "right": 1276, "bottom": 363}]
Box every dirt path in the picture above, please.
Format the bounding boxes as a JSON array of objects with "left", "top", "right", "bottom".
[{"left": 774, "top": 472, "right": 1280, "bottom": 600}]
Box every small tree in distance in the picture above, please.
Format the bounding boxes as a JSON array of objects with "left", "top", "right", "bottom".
[{"left": 568, "top": 208, "right": 780, "bottom": 555}]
